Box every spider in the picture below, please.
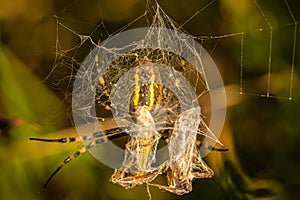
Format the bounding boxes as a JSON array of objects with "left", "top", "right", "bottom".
[{"left": 30, "top": 55, "right": 228, "bottom": 197}]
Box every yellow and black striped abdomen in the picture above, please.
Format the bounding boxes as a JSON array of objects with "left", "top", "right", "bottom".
[{"left": 132, "top": 60, "right": 162, "bottom": 112}]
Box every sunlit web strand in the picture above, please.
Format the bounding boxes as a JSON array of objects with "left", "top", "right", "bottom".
[{"left": 284, "top": 0, "right": 297, "bottom": 101}]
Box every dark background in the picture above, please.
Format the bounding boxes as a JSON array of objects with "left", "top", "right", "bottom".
[{"left": 1, "top": 0, "right": 300, "bottom": 199}]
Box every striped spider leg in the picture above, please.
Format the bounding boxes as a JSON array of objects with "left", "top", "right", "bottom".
[
  {"left": 29, "top": 113, "right": 227, "bottom": 192},
  {"left": 29, "top": 58, "right": 168, "bottom": 189},
  {"left": 29, "top": 123, "right": 127, "bottom": 188},
  {"left": 30, "top": 55, "right": 228, "bottom": 196}
]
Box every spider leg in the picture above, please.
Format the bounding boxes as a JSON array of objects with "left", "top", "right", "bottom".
[
  {"left": 29, "top": 137, "right": 79, "bottom": 143},
  {"left": 196, "top": 118, "right": 229, "bottom": 152},
  {"left": 31, "top": 128, "right": 128, "bottom": 188},
  {"left": 29, "top": 127, "right": 125, "bottom": 143},
  {"left": 43, "top": 146, "right": 87, "bottom": 188},
  {"left": 198, "top": 142, "right": 229, "bottom": 152}
]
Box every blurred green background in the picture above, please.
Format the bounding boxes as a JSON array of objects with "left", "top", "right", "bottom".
[{"left": 1, "top": 0, "right": 300, "bottom": 199}]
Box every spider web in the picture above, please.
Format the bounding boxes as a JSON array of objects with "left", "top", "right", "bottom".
[
  {"left": 41, "top": 0, "right": 299, "bottom": 130},
  {"left": 35, "top": 0, "right": 299, "bottom": 150},
  {"left": 38, "top": 0, "right": 299, "bottom": 158},
  {"left": 27, "top": 0, "right": 300, "bottom": 198},
  {"left": 21, "top": 0, "right": 299, "bottom": 198}
]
